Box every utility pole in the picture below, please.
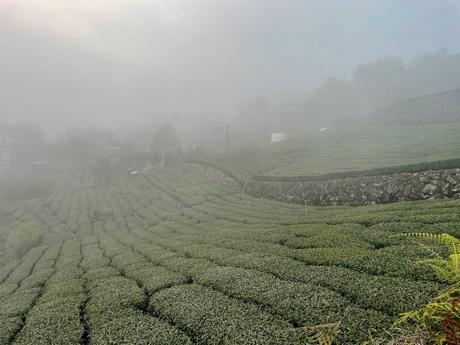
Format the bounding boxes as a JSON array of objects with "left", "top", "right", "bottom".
[{"left": 225, "top": 125, "right": 230, "bottom": 152}]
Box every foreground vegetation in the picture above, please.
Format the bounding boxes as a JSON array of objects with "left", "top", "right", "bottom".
[
  {"left": 390, "top": 233, "right": 460, "bottom": 344},
  {"left": 0, "top": 164, "right": 459, "bottom": 344}
]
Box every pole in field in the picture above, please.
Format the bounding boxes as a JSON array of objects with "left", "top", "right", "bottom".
[{"left": 226, "top": 125, "right": 230, "bottom": 151}]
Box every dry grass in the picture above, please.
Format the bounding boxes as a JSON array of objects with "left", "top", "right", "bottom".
[{"left": 366, "top": 328, "right": 429, "bottom": 345}]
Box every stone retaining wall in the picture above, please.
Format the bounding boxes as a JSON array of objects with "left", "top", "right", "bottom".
[
  {"left": 187, "top": 162, "right": 460, "bottom": 206},
  {"left": 245, "top": 168, "right": 460, "bottom": 206}
]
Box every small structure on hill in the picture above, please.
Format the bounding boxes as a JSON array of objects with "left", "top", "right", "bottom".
[{"left": 270, "top": 133, "right": 290, "bottom": 143}]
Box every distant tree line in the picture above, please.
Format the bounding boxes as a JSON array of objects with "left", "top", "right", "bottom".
[{"left": 283, "top": 48, "right": 460, "bottom": 130}]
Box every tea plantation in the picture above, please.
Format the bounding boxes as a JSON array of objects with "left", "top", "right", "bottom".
[
  {"left": 203, "top": 123, "right": 460, "bottom": 181},
  {"left": 0, "top": 164, "right": 459, "bottom": 344}
]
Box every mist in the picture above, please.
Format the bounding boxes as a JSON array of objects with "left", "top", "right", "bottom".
[
  {"left": 2, "top": 0, "right": 460, "bottom": 202},
  {"left": 1, "top": 0, "right": 460, "bottom": 137},
  {"left": 3, "top": 3, "right": 460, "bottom": 342}
]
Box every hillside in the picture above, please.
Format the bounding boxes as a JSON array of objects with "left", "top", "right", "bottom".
[
  {"left": 0, "top": 164, "right": 458, "bottom": 344},
  {"left": 372, "top": 88, "right": 460, "bottom": 125},
  {"left": 202, "top": 122, "right": 460, "bottom": 180}
]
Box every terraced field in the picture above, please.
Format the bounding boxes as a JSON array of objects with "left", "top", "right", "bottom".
[
  {"left": 203, "top": 123, "right": 460, "bottom": 180},
  {"left": 0, "top": 165, "right": 458, "bottom": 344}
]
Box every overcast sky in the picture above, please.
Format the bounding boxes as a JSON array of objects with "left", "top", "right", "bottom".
[{"left": 1, "top": 0, "right": 460, "bottom": 135}]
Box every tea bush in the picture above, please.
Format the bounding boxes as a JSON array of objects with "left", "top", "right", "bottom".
[{"left": 0, "top": 162, "right": 458, "bottom": 344}]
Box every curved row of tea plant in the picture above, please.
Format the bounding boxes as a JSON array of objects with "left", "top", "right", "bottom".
[{"left": 0, "top": 165, "right": 458, "bottom": 343}]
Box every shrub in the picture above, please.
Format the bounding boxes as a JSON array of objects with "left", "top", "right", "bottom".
[
  {"left": 17, "top": 268, "right": 54, "bottom": 290},
  {"left": 0, "top": 260, "right": 19, "bottom": 284},
  {"left": 6, "top": 248, "right": 45, "bottom": 285},
  {"left": 0, "top": 289, "right": 39, "bottom": 318},
  {"left": 0, "top": 316, "right": 22, "bottom": 344},
  {"left": 87, "top": 276, "right": 192, "bottom": 344},
  {"left": 194, "top": 265, "right": 347, "bottom": 327},
  {"left": 83, "top": 267, "right": 119, "bottom": 282},
  {"left": 6, "top": 223, "right": 44, "bottom": 258},
  {"left": 151, "top": 284, "right": 303, "bottom": 345},
  {"left": 13, "top": 281, "right": 85, "bottom": 345},
  {"left": 0, "top": 283, "right": 17, "bottom": 300},
  {"left": 124, "top": 265, "right": 188, "bottom": 294},
  {"left": 90, "top": 310, "right": 193, "bottom": 345}
]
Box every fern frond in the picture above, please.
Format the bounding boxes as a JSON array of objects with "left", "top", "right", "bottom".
[
  {"left": 419, "top": 258, "right": 456, "bottom": 283},
  {"left": 389, "top": 233, "right": 460, "bottom": 344},
  {"left": 422, "top": 301, "right": 455, "bottom": 320},
  {"left": 397, "top": 232, "right": 459, "bottom": 248},
  {"left": 308, "top": 322, "right": 341, "bottom": 345},
  {"left": 393, "top": 310, "right": 421, "bottom": 327},
  {"left": 416, "top": 242, "right": 443, "bottom": 260}
]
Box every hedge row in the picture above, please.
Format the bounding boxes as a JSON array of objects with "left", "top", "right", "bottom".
[
  {"left": 0, "top": 245, "right": 59, "bottom": 343},
  {"left": 87, "top": 276, "right": 193, "bottom": 345},
  {"left": 130, "top": 225, "right": 437, "bottom": 317},
  {"left": 13, "top": 280, "right": 85, "bottom": 345},
  {"left": 220, "top": 252, "right": 437, "bottom": 316},
  {"left": 289, "top": 244, "right": 439, "bottom": 281},
  {"left": 9, "top": 238, "right": 87, "bottom": 345},
  {"left": 121, "top": 229, "right": 415, "bottom": 342},
  {"left": 253, "top": 157, "right": 460, "bottom": 182},
  {"left": 0, "top": 317, "right": 22, "bottom": 345},
  {"left": 114, "top": 232, "right": 381, "bottom": 341},
  {"left": 99, "top": 233, "right": 189, "bottom": 294},
  {"left": 151, "top": 284, "right": 303, "bottom": 345},
  {"left": 194, "top": 265, "right": 346, "bottom": 326},
  {"left": 4, "top": 247, "right": 46, "bottom": 286}
]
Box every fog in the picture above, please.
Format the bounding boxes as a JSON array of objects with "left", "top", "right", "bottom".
[
  {"left": 3, "top": 3, "right": 460, "bottom": 340},
  {"left": 1, "top": 0, "right": 460, "bottom": 137}
]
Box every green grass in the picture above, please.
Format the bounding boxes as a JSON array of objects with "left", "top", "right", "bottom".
[{"left": 201, "top": 123, "right": 460, "bottom": 180}]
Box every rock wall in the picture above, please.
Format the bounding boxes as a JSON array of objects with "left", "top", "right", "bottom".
[
  {"left": 244, "top": 169, "right": 460, "bottom": 206},
  {"left": 187, "top": 162, "right": 460, "bottom": 206}
]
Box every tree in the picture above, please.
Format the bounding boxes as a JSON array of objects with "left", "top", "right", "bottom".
[
  {"left": 151, "top": 124, "right": 180, "bottom": 154},
  {"left": 352, "top": 57, "right": 409, "bottom": 109}
]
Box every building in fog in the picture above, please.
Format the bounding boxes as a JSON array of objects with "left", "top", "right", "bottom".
[
  {"left": 0, "top": 127, "right": 14, "bottom": 177},
  {"left": 270, "top": 132, "right": 290, "bottom": 143}
]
